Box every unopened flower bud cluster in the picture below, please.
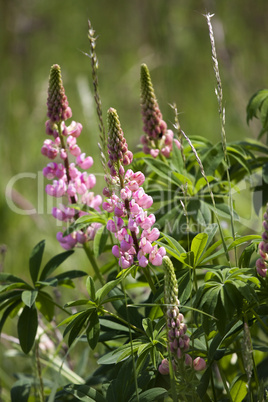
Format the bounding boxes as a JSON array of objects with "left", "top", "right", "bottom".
[
  {"left": 159, "top": 256, "right": 206, "bottom": 375},
  {"left": 256, "top": 204, "right": 268, "bottom": 277},
  {"left": 140, "top": 64, "right": 181, "bottom": 158}
]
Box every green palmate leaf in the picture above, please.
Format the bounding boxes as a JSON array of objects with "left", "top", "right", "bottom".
[
  {"left": 95, "top": 278, "right": 122, "bottom": 304},
  {"left": 171, "top": 140, "right": 184, "bottom": 173},
  {"left": 130, "top": 388, "right": 168, "bottom": 402},
  {"left": 239, "top": 243, "right": 256, "bottom": 268},
  {"left": 187, "top": 199, "right": 212, "bottom": 227},
  {"left": 171, "top": 172, "right": 194, "bottom": 194},
  {"left": 228, "top": 235, "right": 261, "bottom": 251},
  {"left": 11, "top": 379, "right": 32, "bottom": 402},
  {"left": 86, "top": 276, "right": 96, "bottom": 300},
  {"left": 17, "top": 305, "right": 38, "bottom": 354},
  {"left": 64, "top": 384, "right": 105, "bottom": 402},
  {"left": 201, "top": 142, "right": 225, "bottom": 175},
  {"left": 99, "top": 317, "right": 134, "bottom": 333},
  {"left": 29, "top": 240, "right": 45, "bottom": 285},
  {"left": 159, "top": 232, "right": 186, "bottom": 254},
  {"left": 230, "top": 375, "right": 248, "bottom": 401},
  {"left": 194, "top": 176, "right": 216, "bottom": 193},
  {"left": 247, "top": 89, "right": 268, "bottom": 123},
  {"left": 64, "top": 299, "right": 96, "bottom": 308},
  {"left": 142, "top": 317, "right": 154, "bottom": 340},
  {"left": 54, "top": 270, "right": 87, "bottom": 283},
  {"left": 260, "top": 96, "right": 268, "bottom": 130},
  {"left": 0, "top": 273, "right": 27, "bottom": 284},
  {"left": 86, "top": 310, "right": 100, "bottom": 349},
  {"left": 191, "top": 233, "right": 208, "bottom": 267},
  {"left": 0, "top": 283, "right": 30, "bottom": 293},
  {"left": 39, "top": 250, "right": 74, "bottom": 281},
  {"left": 76, "top": 214, "right": 107, "bottom": 225},
  {"left": 93, "top": 224, "right": 108, "bottom": 257},
  {"left": 35, "top": 292, "right": 55, "bottom": 321},
  {"left": 67, "top": 311, "right": 90, "bottom": 347},
  {"left": 206, "top": 202, "right": 240, "bottom": 220},
  {"left": 21, "top": 290, "right": 38, "bottom": 308},
  {"left": 144, "top": 158, "right": 177, "bottom": 185},
  {"left": 0, "top": 299, "right": 21, "bottom": 334}
]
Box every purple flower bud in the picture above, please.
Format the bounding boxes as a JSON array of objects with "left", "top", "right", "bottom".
[
  {"left": 158, "top": 359, "right": 170, "bottom": 375},
  {"left": 193, "top": 357, "right": 206, "bottom": 371},
  {"left": 185, "top": 354, "right": 192, "bottom": 367}
]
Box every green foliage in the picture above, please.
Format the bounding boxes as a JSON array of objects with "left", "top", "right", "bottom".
[{"left": 0, "top": 240, "right": 82, "bottom": 353}]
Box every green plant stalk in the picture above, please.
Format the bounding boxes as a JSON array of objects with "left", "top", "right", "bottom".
[
  {"left": 205, "top": 13, "right": 237, "bottom": 265},
  {"left": 83, "top": 243, "right": 105, "bottom": 285},
  {"left": 217, "top": 361, "right": 232, "bottom": 400},
  {"left": 204, "top": 335, "right": 217, "bottom": 400},
  {"left": 244, "top": 314, "right": 260, "bottom": 391},
  {"left": 167, "top": 346, "right": 178, "bottom": 402},
  {"left": 123, "top": 282, "right": 140, "bottom": 402},
  {"left": 35, "top": 342, "right": 45, "bottom": 402},
  {"left": 180, "top": 129, "right": 230, "bottom": 265}
]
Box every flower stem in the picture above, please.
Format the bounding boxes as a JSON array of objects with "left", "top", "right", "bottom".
[{"left": 83, "top": 243, "right": 105, "bottom": 285}]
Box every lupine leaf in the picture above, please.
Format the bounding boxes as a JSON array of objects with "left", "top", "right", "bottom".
[
  {"left": 29, "top": 240, "right": 45, "bottom": 284},
  {"left": 191, "top": 232, "right": 208, "bottom": 266},
  {"left": 64, "top": 384, "right": 105, "bottom": 402},
  {"left": 86, "top": 276, "right": 96, "bottom": 300},
  {"left": 39, "top": 250, "right": 74, "bottom": 281},
  {"left": 95, "top": 278, "right": 122, "bottom": 304},
  {"left": 86, "top": 310, "right": 100, "bottom": 349},
  {"left": 130, "top": 388, "right": 168, "bottom": 402},
  {"left": 35, "top": 292, "right": 55, "bottom": 322},
  {"left": 0, "top": 273, "right": 27, "bottom": 284},
  {"left": 246, "top": 89, "right": 268, "bottom": 123},
  {"left": 228, "top": 235, "right": 261, "bottom": 250},
  {"left": 21, "top": 290, "right": 38, "bottom": 308},
  {"left": 0, "top": 299, "right": 21, "bottom": 334},
  {"left": 171, "top": 141, "right": 184, "bottom": 173},
  {"left": 144, "top": 158, "right": 177, "bottom": 184},
  {"left": 11, "top": 379, "right": 32, "bottom": 402},
  {"left": 18, "top": 305, "right": 38, "bottom": 354},
  {"left": 67, "top": 311, "right": 90, "bottom": 347},
  {"left": 230, "top": 375, "right": 247, "bottom": 401}
]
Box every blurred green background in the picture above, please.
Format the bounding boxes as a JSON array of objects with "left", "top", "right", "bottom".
[{"left": 0, "top": 0, "right": 268, "bottom": 395}]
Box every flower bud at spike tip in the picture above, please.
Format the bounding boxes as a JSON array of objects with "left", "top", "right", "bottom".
[
  {"left": 47, "top": 64, "right": 72, "bottom": 123},
  {"left": 140, "top": 64, "right": 166, "bottom": 141},
  {"left": 162, "top": 256, "right": 178, "bottom": 305},
  {"left": 140, "top": 64, "right": 179, "bottom": 158},
  {"left": 107, "top": 108, "right": 133, "bottom": 176},
  {"left": 256, "top": 203, "right": 268, "bottom": 277}
]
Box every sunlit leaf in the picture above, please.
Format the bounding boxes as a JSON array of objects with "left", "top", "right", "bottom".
[{"left": 21, "top": 290, "right": 38, "bottom": 308}]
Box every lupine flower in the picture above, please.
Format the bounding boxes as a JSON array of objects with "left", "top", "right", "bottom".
[
  {"left": 103, "top": 108, "right": 165, "bottom": 269},
  {"left": 140, "top": 64, "right": 180, "bottom": 158},
  {"left": 256, "top": 204, "right": 268, "bottom": 277},
  {"left": 43, "top": 64, "right": 102, "bottom": 249},
  {"left": 158, "top": 256, "right": 206, "bottom": 375}
]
